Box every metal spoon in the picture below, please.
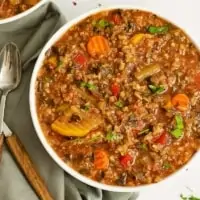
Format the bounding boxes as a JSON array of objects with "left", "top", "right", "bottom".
[
  {"left": 0, "top": 43, "right": 21, "bottom": 150},
  {"left": 0, "top": 43, "right": 53, "bottom": 200}
]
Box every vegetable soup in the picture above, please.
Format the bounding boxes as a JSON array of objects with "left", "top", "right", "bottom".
[
  {"left": 36, "top": 9, "right": 200, "bottom": 186},
  {"left": 0, "top": 0, "right": 40, "bottom": 19}
]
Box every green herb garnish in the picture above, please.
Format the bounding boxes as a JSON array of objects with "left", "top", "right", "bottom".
[
  {"left": 87, "top": 83, "right": 97, "bottom": 91},
  {"left": 148, "top": 25, "right": 169, "bottom": 34},
  {"left": 138, "top": 129, "right": 150, "bottom": 135},
  {"left": 80, "top": 82, "right": 87, "bottom": 87},
  {"left": 115, "top": 100, "right": 124, "bottom": 108},
  {"left": 148, "top": 84, "right": 165, "bottom": 94},
  {"left": 139, "top": 143, "right": 148, "bottom": 151},
  {"left": 171, "top": 129, "right": 183, "bottom": 139},
  {"left": 56, "top": 60, "right": 64, "bottom": 70},
  {"left": 170, "top": 114, "right": 184, "bottom": 139},
  {"left": 82, "top": 104, "right": 90, "bottom": 111},
  {"left": 175, "top": 114, "right": 184, "bottom": 129},
  {"left": 106, "top": 132, "right": 122, "bottom": 142},
  {"left": 163, "top": 162, "right": 171, "bottom": 169},
  {"left": 180, "top": 194, "right": 200, "bottom": 200},
  {"left": 90, "top": 135, "right": 102, "bottom": 142},
  {"left": 80, "top": 82, "right": 97, "bottom": 91},
  {"left": 92, "top": 19, "right": 112, "bottom": 29}
]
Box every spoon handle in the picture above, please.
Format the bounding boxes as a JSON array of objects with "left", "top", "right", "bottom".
[
  {"left": 0, "top": 93, "right": 7, "bottom": 162},
  {"left": 6, "top": 134, "right": 53, "bottom": 200},
  {"left": 0, "top": 134, "right": 4, "bottom": 161},
  {"left": 0, "top": 93, "right": 7, "bottom": 133}
]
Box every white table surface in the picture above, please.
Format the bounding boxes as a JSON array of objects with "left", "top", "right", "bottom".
[{"left": 52, "top": 0, "right": 200, "bottom": 199}]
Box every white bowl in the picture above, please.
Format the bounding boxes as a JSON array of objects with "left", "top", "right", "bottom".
[
  {"left": 29, "top": 5, "right": 200, "bottom": 192},
  {"left": 0, "top": 0, "right": 48, "bottom": 24}
]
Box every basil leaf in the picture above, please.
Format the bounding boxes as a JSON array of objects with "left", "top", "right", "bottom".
[
  {"left": 171, "top": 129, "right": 183, "bottom": 139},
  {"left": 175, "top": 114, "right": 184, "bottom": 129},
  {"left": 148, "top": 25, "right": 169, "bottom": 34}
]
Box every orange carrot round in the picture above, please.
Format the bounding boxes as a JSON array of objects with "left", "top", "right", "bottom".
[
  {"left": 87, "top": 36, "right": 110, "bottom": 57},
  {"left": 171, "top": 93, "right": 189, "bottom": 111},
  {"left": 94, "top": 149, "right": 109, "bottom": 170}
]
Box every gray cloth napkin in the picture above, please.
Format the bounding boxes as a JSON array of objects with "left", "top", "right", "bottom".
[{"left": 0, "top": 2, "right": 139, "bottom": 200}]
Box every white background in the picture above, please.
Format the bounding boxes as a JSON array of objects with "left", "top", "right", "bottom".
[{"left": 52, "top": 0, "right": 200, "bottom": 199}]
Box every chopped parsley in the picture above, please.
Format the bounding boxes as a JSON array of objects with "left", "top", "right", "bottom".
[
  {"left": 106, "top": 131, "right": 122, "bottom": 142},
  {"left": 80, "top": 82, "right": 97, "bottom": 91},
  {"left": 56, "top": 60, "right": 64, "bottom": 70},
  {"left": 139, "top": 143, "right": 148, "bottom": 151},
  {"left": 163, "top": 162, "right": 171, "bottom": 169},
  {"left": 148, "top": 84, "right": 165, "bottom": 94},
  {"left": 115, "top": 100, "right": 124, "bottom": 108},
  {"left": 92, "top": 19, "right": 112, "bottom": 29},
  {"left": 180, "top": 194, "right": 200, "bottom": 200},
  {"left": 90, "top": 135, "right": 102, "bottom": 142},
  {"left": 82, "top": 104, "right": 90, "bottom": 111}
]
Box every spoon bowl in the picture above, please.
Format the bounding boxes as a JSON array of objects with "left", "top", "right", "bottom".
[
  {"left": 0, "top": 43, "right": 21, "bottom": 93},
  {"left": 0, "top": 43, "right": 21, "bottom": 155}
]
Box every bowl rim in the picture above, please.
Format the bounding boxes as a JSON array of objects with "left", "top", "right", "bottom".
[
  {"left": 0, "top": 0, "right": 48, "bottom": 24},
  {"left": 29, "top": 4, "right": 199, "bottom": 192}
]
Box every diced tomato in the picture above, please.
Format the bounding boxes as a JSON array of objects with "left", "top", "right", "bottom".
[
  {"left": 154, "top": 132, "right": 169, "bottom": 145},
  {"left": 194, "top": 73, "right": 200, "bottom": 89},
  {"left": 112, "top": 14, "right": 121, "bottom": 25},
  {"left": 73, "top": 53, "right": 87, "bottom": 67},
  {"left": 111, "top": 83, "right": 120, "bottom": 97},
  {"left": 120, "top": 154, "right": 133, "bottom": 168}
]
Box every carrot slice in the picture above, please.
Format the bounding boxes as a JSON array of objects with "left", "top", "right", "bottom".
[
  {"left": 87, "top": 36, "right": 110, "bottom": 57},
  {"left": 171, "top": 93, "right": 190, "bottom": 111},
  {"left": 94, "top": 149, "right": 109, "bottom": 170}
]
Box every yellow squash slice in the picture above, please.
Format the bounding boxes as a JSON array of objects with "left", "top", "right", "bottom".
[
  {"left": 51, "top": 106, "right": 102, "bottom": 137},
  {"left": 131, "top": 33, "right": 151, "bottom": 45}
]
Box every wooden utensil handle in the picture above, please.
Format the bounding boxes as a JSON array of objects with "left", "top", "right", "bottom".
[
  {"left": 0, "top": 134, "right": 4, "bottom": 161},
  {"left": 6, "top": 134, "right": 53, "bottom": 200}
]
